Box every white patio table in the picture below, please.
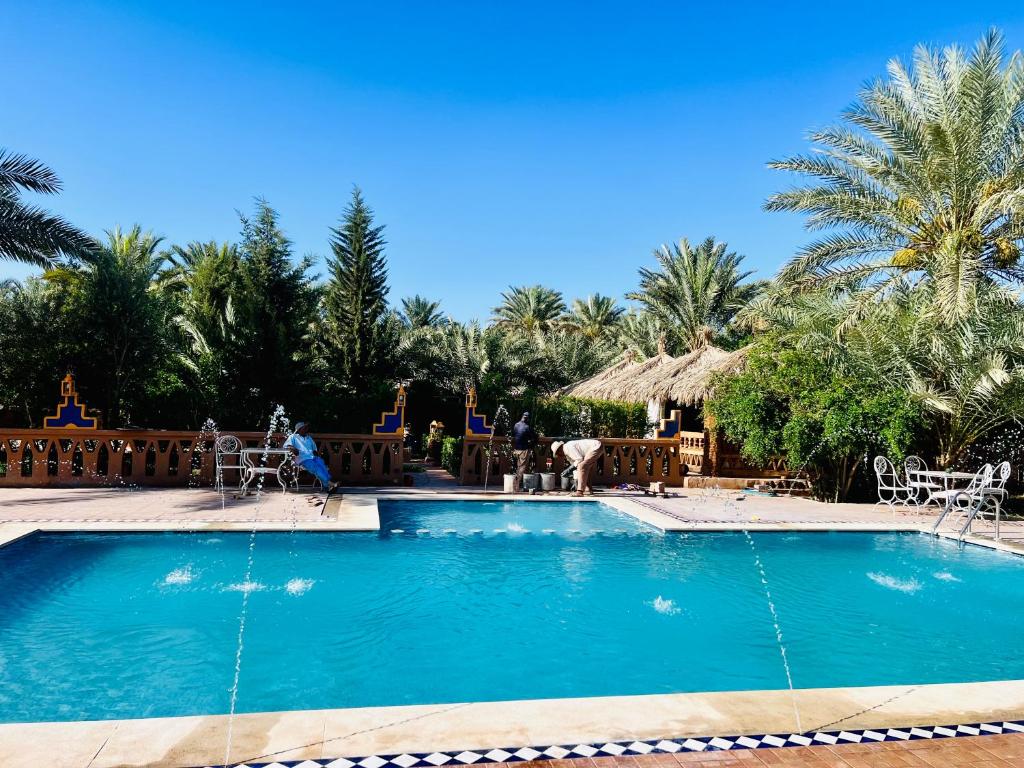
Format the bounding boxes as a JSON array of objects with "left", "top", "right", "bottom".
[
  {"left": 914, "top": 469, "right": 978, "bottom": 507},
  {"left": 239, "top": 447, "right": 291, "bottom": 494}
]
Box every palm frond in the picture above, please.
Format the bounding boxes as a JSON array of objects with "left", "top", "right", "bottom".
[{"left": 0, "top": 150, "right": 62, "bottom": 194}]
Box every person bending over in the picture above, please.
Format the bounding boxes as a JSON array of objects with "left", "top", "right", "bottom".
[
  {"left": 284, "top": 422, "right": 337, "bottom": 491},
  {"left": 551, "top": 438, "right": 603, "bottom": 497}
]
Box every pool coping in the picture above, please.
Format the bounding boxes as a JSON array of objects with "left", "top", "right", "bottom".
[
  {"left": 2, "top": 496, "right": 1024, "bottom": 767},
  {"left": 5, "top": 681, "right": 1024, "bottom": 767}
]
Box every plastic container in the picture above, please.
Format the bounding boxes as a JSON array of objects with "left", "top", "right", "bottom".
[
  {"left": 523, "top": 473, "right": 541, "bottom": 491},
  {"left": 540, "top": 472, "right": 557, "bottom": 491},
  {"left": 503, "top": 474, "right": 517, "bottom": 493}
]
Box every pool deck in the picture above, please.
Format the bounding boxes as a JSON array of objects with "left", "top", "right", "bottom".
[
  {"left": 0, "top": 483, "right": 948, "bottom": 530},
  {"left": 1, "top": 483, "right": 1021, "bottom": 548},
  {"left": 2, "top": 484, "right": 1024, "bottom": 767}
]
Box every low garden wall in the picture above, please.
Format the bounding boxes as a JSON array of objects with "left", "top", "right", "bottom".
[
  {"left": 457, "top": 432, "right": 785, "bottom": 487},
  {"left": 459, "top": 435, "right": 697, "bottom": 487},
  {"left": 0, "top": 429, "right": 404, "bottom": 488}
]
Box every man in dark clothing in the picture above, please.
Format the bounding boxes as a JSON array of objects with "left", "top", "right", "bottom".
[{"left": 511, "top": 412, "right": 537, "bottom": 491}]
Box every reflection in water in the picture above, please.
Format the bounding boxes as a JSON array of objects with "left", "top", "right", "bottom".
[{"left": 560, "top": 546, "right": 593, "bottom": 584}]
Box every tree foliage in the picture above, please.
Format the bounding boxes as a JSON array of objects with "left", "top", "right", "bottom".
[
  {"left": 0, "top": 149, "right": 95, "bottom": 266},
  {"left": 707, "top": 344, "right": 923, "bottom": 501},
  {"left": 766, "top": 29, "right": 1024, "bottom": 325},
  {"left": 531, "top": 396, "right": 650, "bottom": 439},
  {"left": 627, "top": 237, "right": 763, "bottom": 353},
  {"left": 228, "top": 200, "right": 318, "bottom": 425},
  {"left": 400, "top": 295, "right": 445, "bottom": 329},
  {"left": 563, "top": 294, "right": 624, "bottom": 342},
  {"left": 0, "top": 279, "right": 75, "bottom": 426},
  {"left": 725, "top": 29, "right": 1024, "bottom": 491},
  {"left": 51, "top": 226, "right": 172, "bottom": 426},
  {"left": 492, "top": 285, "right": 567, "bottom": 338},
  {"left": 323, "top": 188, "right": 391, "bottom": 390}
]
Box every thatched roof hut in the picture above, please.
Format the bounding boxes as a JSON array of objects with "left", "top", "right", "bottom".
[{"left": 559, "top": 344, "right": 748, "bottom": 406}]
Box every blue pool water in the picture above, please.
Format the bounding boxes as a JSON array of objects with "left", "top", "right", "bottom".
[{"left": 2, "top": 500, "right": 1024, "bottom": 723}]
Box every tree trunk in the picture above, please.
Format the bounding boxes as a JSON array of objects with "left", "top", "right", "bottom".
[{"left": 840, "top": 455, "right": 861, "bottom": 502}]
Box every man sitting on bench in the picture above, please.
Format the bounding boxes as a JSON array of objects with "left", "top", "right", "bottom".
[{"left": 284, "top": 422, "right": 336, "bottom": 491}]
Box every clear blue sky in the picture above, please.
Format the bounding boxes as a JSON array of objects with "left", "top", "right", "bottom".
[{"left": 3, "top": 2, "right": 1023, "bottom": 320}]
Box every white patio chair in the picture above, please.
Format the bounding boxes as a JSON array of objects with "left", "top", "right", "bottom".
[
  {"left": 930, "top": 464, "right": 995, "bottom": 540},
  {"left": 214, "top": 434, "right": 245, "bottom": 491},
  {"left": 905, "top": 455, "right": 941, "bottom": 505},
  {"left": 980, "top": 461, "right": 1012, "bottom": 538},
  {"left": 986, "top": 460, "right": 1012, "bottom": 502},
  {"left": 279, "top": 452, "right": 325, "bottom": 493},
  {"left": 874, "top": 456, "right": 914, "bottom": 507}
]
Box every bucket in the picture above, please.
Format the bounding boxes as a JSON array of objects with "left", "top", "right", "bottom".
[
  {"left": 560, "top": 470, "right": 575, "bottom": 491},
  {"left": 540, "top": 472, "right": 556, "bottom": 491},
  {"left": 503, "top": 474, "right": 517, "bottom": 493},
  {"left": 523, "top": 473, "right": 541, "bottom": 491}
]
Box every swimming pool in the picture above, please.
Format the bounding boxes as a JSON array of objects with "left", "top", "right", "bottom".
[{"left": 1, "top": 500, "right": 1024, "bottom": 724}]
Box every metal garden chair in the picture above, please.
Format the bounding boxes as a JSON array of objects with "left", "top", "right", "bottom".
[
  {"left": 904, "top": 455, "right": 941, "bottom": 505},
  {"left": 214, "top": 434, "right": 245, "bottom": 491},
  {"left": 979, "top": 460, "right": 1012, "bottom": 538},
  {"left": 874, "top": 455, "right": 914, "bottom": 507}
]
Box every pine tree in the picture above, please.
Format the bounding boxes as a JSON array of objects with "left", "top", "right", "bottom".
[
  {"left": 230, "top": 198, "right": 316, "bottom": 425},
  {"left": 323, "top": 188, "right": 390, "bottom": 389}
]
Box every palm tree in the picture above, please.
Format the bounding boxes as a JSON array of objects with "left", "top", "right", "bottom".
[
  {"left": 563, "top": 294, "right": 624, "bottom": 341},
  {"left": 49, "top": 226, "right": 168, "bottom": 425},
  {"left": 898, "top": 289, "right": 1024, "bottom": 466},
  {"left": 160, "top": 241, "right": 239, "bottom": 312},
  {"left": 0, "top": 149, "right": 95, "bottom": 266},
  {"left": 616, "top": 310, "right": 668, "bottom": 358},
  {"left": 492, "top": 285, "right": 566, "bottom": 337},
  {"left": 537, "top": 330, "right": 618, "bottom": 385},
  {"left": 627, "top": 237, "right": 761, "bottom": 353},
  {"left": 399, "top": 295, "right": 445, "bottom": 329},
  {"left": 158, "top": 241, "right": 242, "bottom": 373},
  {"left": 766, "top": 30, "right": 1024, "bottom": 323},
  {"left": 401, "top": 320, "right": 545, "bottom": 399}
]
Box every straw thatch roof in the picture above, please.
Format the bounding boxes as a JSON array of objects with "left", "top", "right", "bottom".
[{"left": 558, "top": 344, "right": 748, "bottom": 406}]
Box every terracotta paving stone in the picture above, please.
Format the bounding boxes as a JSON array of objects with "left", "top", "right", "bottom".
[
  {"left": 643, "top": 756, "right": 684, "bottom": 767},
  {"left": 984, "top": 736, "right": 1024, "bottom": 759},
  {"left": 540, "top": 735, "right": 1024, "bottom": 768}
]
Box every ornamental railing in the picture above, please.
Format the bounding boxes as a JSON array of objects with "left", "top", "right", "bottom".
[
  {"left": 718, "top": 451, "right": 788, "bottom": 478},
  {"left": 460, "top": 436, "right": 691, "bottom": 487},
  {"left": 458, "top": 431, "right": 789, "bottom": 487},
  {"left": 678, "top": 431, "right": 704, "bottom": 474},
  {"left": 0, "top": 429, "right": 403, "bottom": 488}
]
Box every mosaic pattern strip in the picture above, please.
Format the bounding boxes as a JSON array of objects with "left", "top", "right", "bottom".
[{"left": 201, "top": 719, "right": 1024, "bottom": 768}]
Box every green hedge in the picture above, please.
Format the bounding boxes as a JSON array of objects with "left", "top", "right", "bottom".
[
  {"left": 441, "top": 435, "right": 463, "bottom": 477},
  {"left": 530, "top": 396, "right": 650, "bottom": 439}
]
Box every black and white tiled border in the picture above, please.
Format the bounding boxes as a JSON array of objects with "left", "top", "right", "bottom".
[{"left": 201, "top": 719, "right": 1024, "bottom": 768}]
